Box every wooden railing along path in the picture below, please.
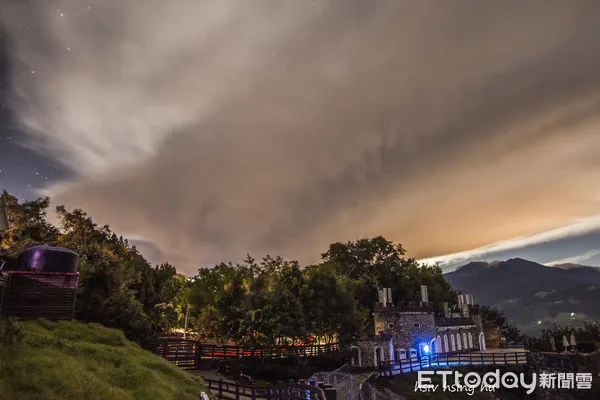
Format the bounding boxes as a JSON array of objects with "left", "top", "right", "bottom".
[
  {"left": 378, "top": 351, "right": 528, "bottom": 376},
  {"left": 203, "top": 378, "right": 326, "bottom": 400},
  {"left": 156, "top": 338, "right": 342, "bottom": 369}
]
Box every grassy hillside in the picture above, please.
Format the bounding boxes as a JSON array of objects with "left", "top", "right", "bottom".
[{"left": 0, "top": 319, "right": 207, "bottom": 400}]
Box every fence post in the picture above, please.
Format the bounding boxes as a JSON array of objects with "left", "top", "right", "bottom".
[
  {"left": 195, "top": 342, "right": 200, "bottom": 369},
  {"left": 235, "top": 383, "right": 240, "bottom": 400},
  {"left": 282, "top": 382, "right": 290, "bottom": 400},
  {"left": 218, "top": 379, "right": 223, "bottom": 399}
]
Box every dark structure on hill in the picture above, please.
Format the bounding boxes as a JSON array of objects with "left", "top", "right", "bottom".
[
  {"left": 350, "top": 285, "right": 486, "bottom": 369},
  {"left": 0, "top": 245, "right": 80, "bottom": 320}
]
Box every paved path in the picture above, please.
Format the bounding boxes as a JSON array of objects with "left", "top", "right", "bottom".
[
  {"left": 350, "top": 372, "right": 373, "bottom": 400},
  {"left": 189, "top": 369, "right": 236, "bottom": 383},
  {"left": 189, "top": 368, "right": 372, "bottom": 400}
]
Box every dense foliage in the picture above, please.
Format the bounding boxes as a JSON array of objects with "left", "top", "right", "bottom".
[
  {"left": 0, "top": 192, "right": 456, "bottom": 347},
  {"left": 480, "top": 305, "right": 524, "bottom": 343},
  {"left": 0, "top": 192, "right": 187, "bottom": 347}
]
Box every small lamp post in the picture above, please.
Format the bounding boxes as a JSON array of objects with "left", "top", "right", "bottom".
[{"left": 183, "top": 304, "right": 190, "bottom": 339}]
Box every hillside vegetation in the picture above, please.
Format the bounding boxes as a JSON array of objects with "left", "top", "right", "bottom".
[
  {"left": 1, "top": 192, "right": 455, "bottom": 347},
  {"left": 0, "top": 319, "right": 206, "bottom": 400},
  {"left": 445, "top": 258, "right": 600, "bottom": 333}
]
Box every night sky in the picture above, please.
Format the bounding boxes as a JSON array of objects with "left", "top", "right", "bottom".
[
  {"left": 2, "top": 1, "right": 600, "bottom": 273},
  {"left": 0, "top": 32, "right": 69, "bottom": 202}
]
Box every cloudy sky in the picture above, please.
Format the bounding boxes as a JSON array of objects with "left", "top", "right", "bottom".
[{"left": 2, "top": 0, "right": 600, "bottom": 274}]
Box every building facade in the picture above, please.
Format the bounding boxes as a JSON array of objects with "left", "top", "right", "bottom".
[{"left": 350, "top": 287, "right": 486, "bottom": 368}]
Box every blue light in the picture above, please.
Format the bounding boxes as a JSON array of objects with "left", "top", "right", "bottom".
[{"left": 423, "top": 344, "right": 430, "bottom": 354}]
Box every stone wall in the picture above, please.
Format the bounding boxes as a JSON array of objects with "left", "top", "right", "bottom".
[
  {"left": 351, "top": 337, "right": 393, "bottom": 368},
  {"left": 471, "top": 311, "right": 483, "bottom": 331},
  {"left": 374, "top": 309, "right": 437, "bottom": 351},
  {"left": 371, "top": 301, "right": 488, "bottom": 358}
]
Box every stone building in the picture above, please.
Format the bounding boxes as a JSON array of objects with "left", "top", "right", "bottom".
[{"left": 350, "top": 286, "right": 486, "bottom": 368}]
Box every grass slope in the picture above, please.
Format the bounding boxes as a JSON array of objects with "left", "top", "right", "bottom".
[{"left": 0, "top": 319, "right": 206, "bottom": 400}]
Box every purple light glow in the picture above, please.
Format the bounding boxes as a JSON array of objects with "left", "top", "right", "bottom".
[{"left": 31, "top": 250, "right": 42, "bottom": 270}]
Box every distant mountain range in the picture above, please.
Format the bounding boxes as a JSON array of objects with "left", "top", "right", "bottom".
[{"left": 444, "top": 258, "right": 600, "bottom": 334}]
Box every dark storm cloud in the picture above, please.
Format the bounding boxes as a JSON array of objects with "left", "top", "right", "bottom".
[{"left": 3, "top": 1, "right": 600, "bottom": 273}]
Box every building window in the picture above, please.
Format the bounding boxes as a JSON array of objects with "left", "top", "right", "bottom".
[
  {"left": 351, "top": 346, "right": 362, "bottom": 367},
  {"left": 414, "top": 323, "right": 420, "bottom": 328},
  {"left": 388, "top": 323, "right": 394, "bottom": 329},
  {"left": 396, "top": 348, "right": 406, "bottom": 360},
  {"left": 444, "top": 335, "right": 449, "bottom": 352},
  {"left": 450, "top": 334, "right": 456, "bottom": 352},
  {"left": 374, "top": 346, "right": 384, "bottom": 365}
]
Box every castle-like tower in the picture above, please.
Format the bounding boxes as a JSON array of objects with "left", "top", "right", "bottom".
[{"left": 350, "top": 286, "right": 486, "bottom": 368}]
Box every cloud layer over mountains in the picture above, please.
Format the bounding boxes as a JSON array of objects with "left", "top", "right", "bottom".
[{"left": 3, "top": 1, "right": 600, "bottom": 272}]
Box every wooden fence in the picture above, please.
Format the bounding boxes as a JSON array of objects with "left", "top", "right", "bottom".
[
  {"left": 155, "top": 338, "right": 342, "bottom": 369},
  {"left": 156, "top": 338, "right": 199, "bottom": 368},
  {"left": 378, "top": 351, "right": 528, "bottom": 376},
  {"left": 0, "top": 271, "right": 78, "bottom": 320},
  {"left": 198, "top": 343, "right": 342, "bottom": 359},
  {"left": 204, "top": 378, "right": 326, "bottom": 400}
]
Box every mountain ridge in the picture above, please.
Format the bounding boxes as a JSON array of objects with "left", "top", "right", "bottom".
[
  {"left": 444, "top": 257, "right": 600, "bottom": 333},
  {"left": 452, "top": 258, "right": 599, "bottom": 272}
]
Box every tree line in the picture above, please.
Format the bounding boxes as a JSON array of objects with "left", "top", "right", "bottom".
[{"left": 0, "top": 192, "right": 495, "bottom": 349}]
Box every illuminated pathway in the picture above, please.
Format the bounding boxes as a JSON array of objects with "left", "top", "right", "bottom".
[{"left": 379, "top": 350, "right": 529, "bottom": 376}]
